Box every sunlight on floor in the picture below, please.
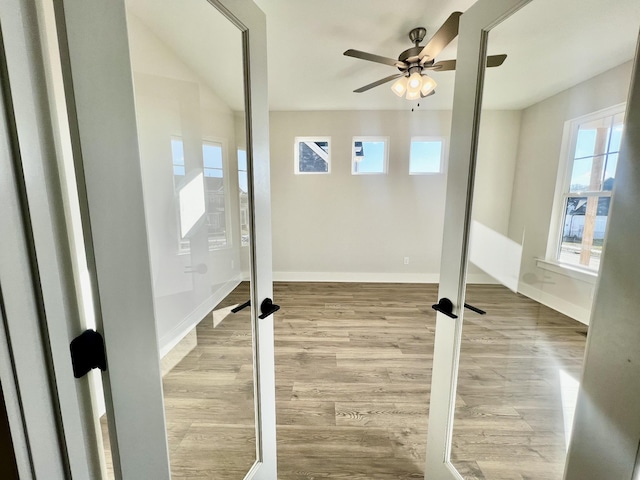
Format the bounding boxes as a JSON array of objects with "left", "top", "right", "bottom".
[{"left": 559, "top": 369, "right": 580, "bottom": 451}]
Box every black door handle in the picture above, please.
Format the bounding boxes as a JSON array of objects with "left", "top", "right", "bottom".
[
  {"left": 258, "top": 298, "right": 280, "bottom": 319},
  {"left": 432, "top": 298, "right": 458, "bottom": 319},
  {"left": 464, "top": 303, "right": 486, "bottom": 315},
  {"left": 231, "top": 300, "right": 251, "bottom": 313}
]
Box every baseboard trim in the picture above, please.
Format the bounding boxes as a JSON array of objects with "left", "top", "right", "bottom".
[
  {"left": 518, "top": 282, "right": 591, "bottom": 325},
  {"left": 272, "top": 271, "right": 497, "bottom": 284}
]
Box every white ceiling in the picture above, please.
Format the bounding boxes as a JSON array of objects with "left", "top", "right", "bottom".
[
  {"left": 129, "top": 0, "right": 640, "bottom": 112},
  {"left": 253, "top": 0, "right": 640, "bottom": 110}
]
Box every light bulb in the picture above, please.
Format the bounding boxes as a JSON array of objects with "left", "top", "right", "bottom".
[
  {"left": 391, "top": 76, "right": 408, "bottom": 97},
  {"left": 407, "top": 72, "right": 422, "bottom": 93},
  {"left": 406, "top": 89, "right": 420, "bottom": 100},
  {"left": 420, "top": 75, "right": 437, "bottom": 96}
]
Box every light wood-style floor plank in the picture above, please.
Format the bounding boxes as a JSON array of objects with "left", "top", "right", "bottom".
[{"left": 102, "top": 282, "right": 585, "bottom": 479}]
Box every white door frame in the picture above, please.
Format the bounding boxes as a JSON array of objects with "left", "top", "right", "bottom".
[
  {"left": 424, "top": 1, "right": 533, "bottom": 478},
  {"left": 54, "top": 0, "right": 276, "bottom": 478},
  {"left": 0, "top": 0, "right": 103, "bottom": 477}
]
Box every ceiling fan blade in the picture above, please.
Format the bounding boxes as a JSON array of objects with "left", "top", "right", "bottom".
[
  {"left": 486, "top": 54, "right": 507, "bottom": 67},
  {"left": 421, "top": 89, "right": 436, "bottom": 98},
  {"left": 427, "top": 54, "right": 507, "bottom": 72},
  {"left": 353, "top": 74, "right": 403, "bottom": 93},
  {"left": 344, "top": 49, "right": 406, "bottom": 68},
  {"left": 428, "top": 59, "right": 456, "bottom": 71},
  {"left": 418, "top": 11, "right": 463, "bottom": 62}
]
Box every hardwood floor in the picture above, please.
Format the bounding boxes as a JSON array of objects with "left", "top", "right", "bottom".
[{"left": 101, "top": 282, "right": 587, "bottom": 479}]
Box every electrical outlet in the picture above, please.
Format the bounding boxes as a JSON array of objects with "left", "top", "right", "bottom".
[{"left": 403, "top": 257, "right": 409, "bottom": 265}]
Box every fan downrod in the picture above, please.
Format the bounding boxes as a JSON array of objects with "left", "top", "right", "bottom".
[{"left": 408, "top": 27, "right": 426, "bottom": 46}]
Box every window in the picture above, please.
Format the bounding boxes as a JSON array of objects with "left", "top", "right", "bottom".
[
  {"left": 555, "top": 106, "right": 624, "bottom": 271},
  {"left": 409, "top": 137, "right": 445, "bottom": 174},
  {"left": 171, "top": 137, "right": 229, "bottom": 251},
  {"left": 294, "top": 137, "right": 330, "bottom": 174},
  {"left": 202, "top": 141, "right": 228, "bottom": 249},
  {"left": 352, "top": 137, "right": 388, "bottom": 174},
  {"left": 237, "top": 148, "right": 249, "bottom": 246},
  {"left": 171, "top": 137, "right": 186, "bottom": 181}
]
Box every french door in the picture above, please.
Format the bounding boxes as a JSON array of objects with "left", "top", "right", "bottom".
[
  {"left": 54, "top": 0, "right": 277, "bottom": 478},
  {"left": 425, "top": 2, "right": 534, "bottom": 477},
  {"left": 425, "top": 0, "right": 640, "bottom": 479}
]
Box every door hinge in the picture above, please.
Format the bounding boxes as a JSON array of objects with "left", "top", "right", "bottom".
[{"left": 70, "top": 329, "right": 107, "bottom": 378}]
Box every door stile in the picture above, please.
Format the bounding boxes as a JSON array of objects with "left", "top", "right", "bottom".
[
  {"left": 212, "top": 0, "right": 278, "bottom": 476},
  {"left": 54, "top": 0, "right": 171, "bottom": 477},
  {"left": 0, "top": 0, "right": 104, "bottom": 477}
]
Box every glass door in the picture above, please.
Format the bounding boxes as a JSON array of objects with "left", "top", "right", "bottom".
[
  {"left": 54, "top": 0, "right": 276, "bottom": 478},
  {"left": 425, "top": 0, "right": 640, "bottom": 479}
]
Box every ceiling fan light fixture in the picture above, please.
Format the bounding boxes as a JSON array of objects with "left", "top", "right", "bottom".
[
  {"left": 405, "top": 89, "right": 421, "bottom": 101},
  {"left": 420, "top": 75, "right": 437, "bottom": 96},
  {"left": 407, "top": 71, "right": 422, "bottom": 92},
  {"left": 391, "top": 76, "right": 408, "bottom": 97}
]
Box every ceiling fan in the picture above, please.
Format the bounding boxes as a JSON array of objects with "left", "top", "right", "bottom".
[{"left": 343, "top": 12, "right": 507, "bottom": 100}]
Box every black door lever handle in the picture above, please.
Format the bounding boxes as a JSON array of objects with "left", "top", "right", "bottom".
[
  {"left": 432, "top": 298, "right": 458, "bottom": 319},
  {"left": 464, "top": 303, "right": 486, "bottom": 315},
  {"left": 259, "top": 298, "right": 280, "bottom": 319},
  {"left": 231, "top": 300, "right": 251, "bottom": 313}
]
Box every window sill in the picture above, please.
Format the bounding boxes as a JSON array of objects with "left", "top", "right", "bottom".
[{"left": 535, "top": 258, "right": 598, "bottom": 285}]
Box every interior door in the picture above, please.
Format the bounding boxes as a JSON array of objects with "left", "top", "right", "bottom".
[
  {"left": 424, "top": 1, "right": 540, "bottom": 478},
  {"left": 425, "top": 1, "right": 640, "bottom": 479},
  {"left": 54, "top": 0, "right": 276, "bottom": 478}
]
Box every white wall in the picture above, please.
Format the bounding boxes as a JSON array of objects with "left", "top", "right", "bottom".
[
  {"left": 128, "top": 13, "right": 245, "bottom": 353},
  {"left": 269, "top": 109, "right": 521, "bottom": 283},
  {"left": 268, "top": 62, "right": 632, "bottom": 325},
  {"left": 509, "top": 61, "right": 633, "bottom": 324}
]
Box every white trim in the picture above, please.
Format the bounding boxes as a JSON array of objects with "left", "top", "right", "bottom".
[
  {"left": 518, "top": 282, "right": 591, "bottom": 325},
  {"left": 535, "top": 258, "right": 597, "bottom": 285},
  {"left": 409, "top": 136, "right": 447, "bottom": 175},
  {"left": 351, "top": 136, "right": 389, "bottom": 175},
  {"left": 294, "top": 136, "right": 331, "bottom": 174},
  {"left": 272, "top": 271, "right": 497, "bottom": 284}
]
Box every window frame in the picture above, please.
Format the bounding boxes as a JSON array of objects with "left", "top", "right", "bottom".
[
  {"left": 201, "top": 138, "right": 231, "bottom": 251},
  {"left": 409, "top": 136, "right": 447, "bottom": 175},
  {"left": 294, "top": 136, "right": 331, "bottom": 174},
  {"left": 351, "top": 136, "right": 389, "bottom": 175},
  {"left": 547, "top": 103, "right": 626, "bottom": 273},
  {"left": 237, "top": 147, "right": 249, "bottom": 247}
]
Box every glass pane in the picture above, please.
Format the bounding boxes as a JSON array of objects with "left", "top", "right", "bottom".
[
  {"left": 445, "top": 0, "right": 624, "bottom": 476},
  {"left": 98, "top": 0, "right": 258, "bottom": 477},
  {"left": 569, "top": 156, "right": 594, "bottom": 191},
  {"left": 409, "top": 139, "right": 442, "bottom": 174},
  {"left": 353, "top": 139, "right": 386, "bottom": 173},
  {"left": 603, "top": 153, "right": 618, "bottom": 189},
  {"left": 609, "top": 117, "right": 624, "bottom": 152},
  {"left": 574, "top": 127, "right": 598, "bottom": 159},
  {"left": 297, "top": 139, "right": 329, "bottom": 173},
  {"left": 572, "top": 112, "right": 623, "bottom": 193},
  {"left": 203, "top": 143, "right": 223, "bottom": 172},
  {"left": 559, "top": 196, "right": 609, "bottom": 271}
]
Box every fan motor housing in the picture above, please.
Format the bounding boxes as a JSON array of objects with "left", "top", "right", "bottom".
[
  {"left": 399, "top": 46, "right": 422, "bottom": 63},
  {"left": 398, "top": 46, "right": 435, "bottom": 69}
]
